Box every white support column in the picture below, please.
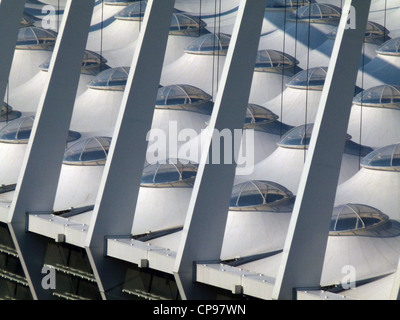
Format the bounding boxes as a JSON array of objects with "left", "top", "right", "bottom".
[
  {"left": 272, "top": 0, "right": 371, "bottom": 300},
  {"left": 85, "top": 0, "right": 175, "bottom": 300},
  {"left": 7, "top": 0, "right": 95, "bottom": 300},
  {"left": 173, "top": 0, "right": 267, "bottom": 300},
  {"left": 0, "top": 0, "right": 26, "bottom": 104}
]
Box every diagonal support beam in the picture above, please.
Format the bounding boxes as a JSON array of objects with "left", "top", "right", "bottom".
[
  {"left": 85, "top": 0, "right": 176, "bottom": 300},
  {"left": 7, "top": 0, "right": 95, "bottom": 299},
  {"left": 173, "top": 0, "right": 267, "bottom": 300},
  {"left": 272, "top": 0, "right": 371, "bottom": 300}
]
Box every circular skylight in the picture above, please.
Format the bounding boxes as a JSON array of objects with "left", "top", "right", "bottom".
[
  {"left": 353, "top": 85, "right": 400, "bottom": 109},
  {"left": 254, "top": 50, "right": 299, "bottom": 73},
  {"left": 87, "top": 67, "right": 130, "bottom": 91},
  {"left": 141, "top": 159, "right": 198, "bottom": 187},
  {"left": 170, "top": 12, "right": 207, "bottom": 36},
  {"left": 115, "top": 1, "right": 147, "bottom": 21},
  {"left": 0, "top": 104, "right": 21, "bottom": 123},
  {"left": 265, "top": 0, "right": 312, "bottom": 11},
  {"left": 184, "top": 33, "right": 231, "bottom": 55},
  {"left": 376, "top": 37, "right": 400, "bottom": 56},
  {"left": 229, "top": 180, "right": 294, "bottom": 211},
  {"left": 156, "top": 84, "right": 213, "bottom": 114},
  {"left": 329, "top": 203, "right": 398, "bottom": 236},
  {"left": 287, "top": 67, "right": 328, "bottom": 90},
  {"left": 63, "top": 136, "right": 111, "bottom": 166},
  {"left": 244, "top": 104, "right": 279, "bottom": 129},
  {"left": 0, "top": 116, "right": 81, "bottom": 144},
  {"left": 289, "top": 3, "right": 341, "bottom": 24},
  {"left": 327, "top": 21, "right": 389, "bottom": 42},
  {"left": 16, "top": 27, "right": 57, "bottom": 50},
  {"left": 40, "top": 50, "right": 108, "bottom": 75},
  {"left": 361, "top": 143, "right": 400, "bottom": 171}
]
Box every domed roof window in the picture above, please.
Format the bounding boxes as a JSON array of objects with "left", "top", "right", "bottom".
[
  {"left": 155, "top": 84, "right": 213, "bottom": 114},
  {"left": 229, "top": 180, "right": 294, "bottom": 211},
  {"left": 265, "top": 0, "right": 312, "bottom": 11},
  {"left": 376, "top": 37, "right": 400, "bottom": 56},
  {"left": 330, "top": 204, "right": 400, "bottom": 236},
  {"left": 87, "top": 67, "right": 130, "bottom": 91},
  {"left": 327, "top": 21, "right": 389, "bottom": 43},
  {"left": 170, "top": 12, "right": 207, "bottom": 36},
  {"left": 40, "top": 50, "right": 108, "bottom": 75},
  {"left": 105, "top": 0, "right": 137, "bottom": 5},
  {"left": 361, "top": 143, "right": 400, "bottom": 171},
  {"left": 0, "top": 116, "right": 80, "bottom": 144},
  {"left": 63, "top": 136, "right": 111, "bottom": 166},
  {"left": 141, "top": 159, "right": 198, "bottom": 187},
  {"left": 278, "top": 123, "right": 352, "bottom": 149},
  {"left": 115, "top": 1, "right": 147, "bottom": 21},
  {"left": 16, "top": 27, "right": 57, "bottom": 50},
  {"left": 244, "top": 104, "right": 279, "bottom": 129},
  {"left": 254, "top": 50, "right": 299, "bottom": 73},
  {"left": 289, "top": 3, "right": 341, "bottom": 24},
  {"left": 353, "top": 85, "right": 400, "bottom": 109},
  {"left": 184, "top": 33, "right": 231, "bottom": 55},
  {"left": 287, "top": 67, "right": 328, "bottom": 90},
  {"left": 0, "top": 104, "right": 21, "bottom": 123}
]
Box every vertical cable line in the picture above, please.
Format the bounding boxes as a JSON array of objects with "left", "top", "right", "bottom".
[
  {"left": 99, "top": 0, "right": 104, "bottom": 72},
  {"left": 303, "top": 2, "right": 312, "bottom": 162},
  {"left": 211, "top": 0, "right": 217, "bottom": 100},
  {"left": 216, "top": 0, "right": 222, "bottom": 97},
  {"left": 280, "top": 2, "right": 288, "bottom": 138}
]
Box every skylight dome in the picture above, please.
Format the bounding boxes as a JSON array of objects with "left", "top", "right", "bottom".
[
  {"left": 229, "top": 180, "right": 294, "bottom": 211},
  {"left": 289, "top": 3, "right": 341, "bottom": 24},
  {"left": 16, "top": 27, "right": 57, "bottom": 50},
  {"left": 329, "top": 204, "right": 399, "bottom": 236},
  {"left": 287, "top": 66, "right": 328, "bottom": 90},
  {"left": 63, "top": 136, "right": 111, "bottom": 166},
  {"left": 20, "top": 13, "right": 36, "bottom": 27},
  {"left": 87, "top": 67, "right": 130, "bottom": 90},
  {"left": 353, "top": 85, "right": 400, "bottom": 109},
  {"left": 170, "top": 12, "right": 207, "bottom": 36},
  {"left": 115, "top": 1, "right": 147, "bottom": 21},
  {"left": 361, "top": 143, "right": 400, "bottom": 171},
  {"left": 254, "top": 50, "right": 299, "bottom": 73},
  {"left": 141, "top": 159, "right": 198, "bottom": 187},
  {"left": 40, "top": 50, "right": 108, "bottom": 75},
  {"left": 244, "top": 104, "right": 279, "bottom": 129},
  {"left": 376, "top": 37, "right": 400, "bottom": 56},
  {"left": 327, "top": 21, "right": 389, "bottom": 42},
  {"left": 265, "top": 0, "right": 312, "bottom": 11},
  {"left": 184, "top": 33, "right": 231, "bottom": 55},
  {"left": 0, "top": 104, "right": 21, "bottom": 123},
  {"left": 0, "top": 116, "right": 80, "bottom": 144},
  {"left": 155, "top": 84, "right": 213, "bottom": 114}
]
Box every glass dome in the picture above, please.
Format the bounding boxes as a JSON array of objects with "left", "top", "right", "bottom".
[
  {"left": 353, "top": 85, "right": 400, "bottom": 109},
  {"left": 155, "top": 84, "right": 213, "bottom": 114},
  {"left": 376, "top": 37, "right": 400, "bottom": 56},
  {"left": 286, "top": 66, "right": 328, "bottom": 90},
  {"left": 141, "top": 159, "right": 198, "bottom": 187},
  {"left": 0, "top": 116, "right": 81, "bottom": 144},
  {"left": 87, "top": 67, "right": 130, "bottom": 91},
  {"left": 278, "top": 123, "right": 352, "bottom": 149},
  {"left": 40, "top": 50, "right": 108, "bottom": 75},
  {"left": 16, "top": 27, "right": 57, "bottom": 50},
  {"left": 329, "top": 204, "right": 400, "bottom": 236},
  {"left": 327, "top": 21, "right": 389, "bottom": 43},
  {"left": 63, "top": 136, "right": 111, "bottom": 166},
  {"left": 115, "top": 1, "right": 147, "bottom": 21},
  {"left": 0, "top": 104, "right": 21, "bottom": 123},
  {"left": 105, "top": 0, "right": 137, "bottom": 5},
  {"left": 289, "top": 3, "right": 341, "bottom": 24},
  {"left": 229, "top": 180, "right": 294, "bottom": 211},
  {"left": 361, "top": 143, "right": 400, "bottom": 171},
  {"left": 170, "top": 12, "right": 207, "bottom": 36},
  {"left": 254, "top": 50, "right": 299, "bottom": 73},
  {"left": 244, "top": 104, "right": 279, "bottom": 129},
  {"left": 184, "top": 33, "right": 231, "bottom": 55},
  {"left": 20, "top": 13, "right": 36, "bottom": 27},
  {"left": 265, "top": 0, "right": 312, "bottom": 11}
]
